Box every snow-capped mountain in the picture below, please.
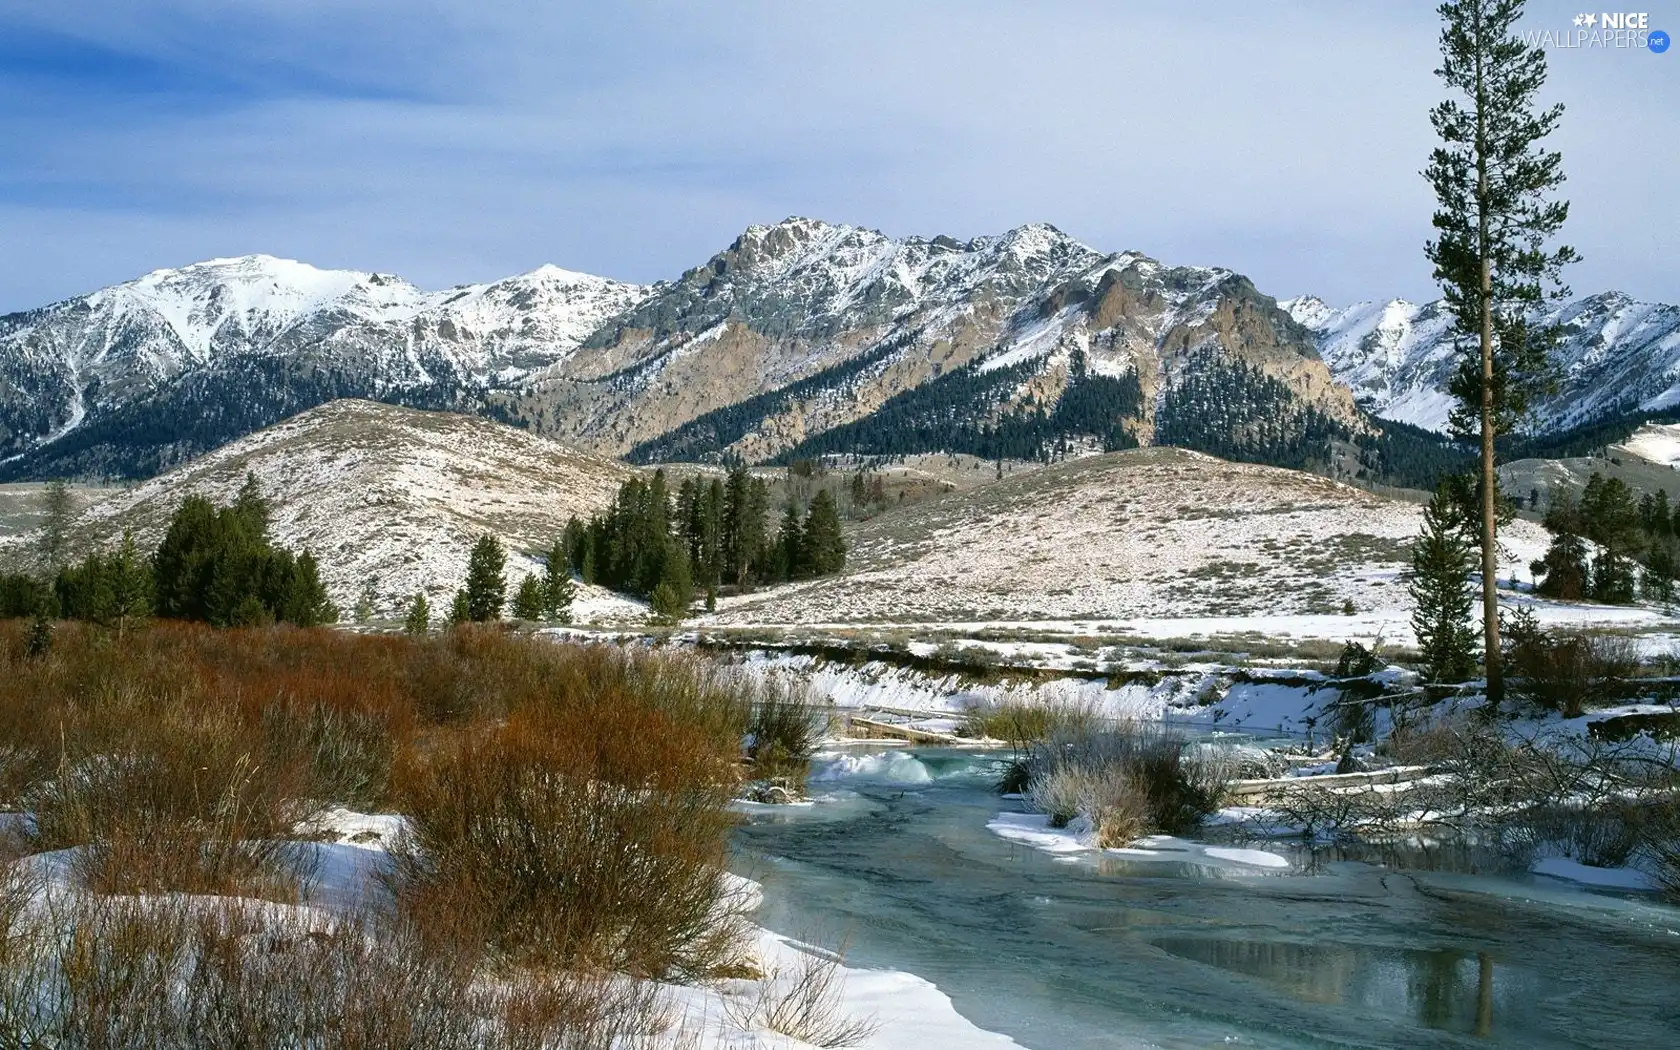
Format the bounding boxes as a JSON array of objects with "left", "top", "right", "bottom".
[
  {"left": 1284, "top": 291, "right": 1680, "bottom": 435},
  {"left": 543, "top": 217, "right": 1358, "bottom": 463},
  {"left": 0, "top": 220, "right": 1358, "bottom": 479},
  {"left": 0, "top": 255, "right": 647, "bottom": 478}
]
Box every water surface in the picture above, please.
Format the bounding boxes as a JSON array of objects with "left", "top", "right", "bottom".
[{"left": 732, "top": 746, "right": 1680, "bottom": 1049}]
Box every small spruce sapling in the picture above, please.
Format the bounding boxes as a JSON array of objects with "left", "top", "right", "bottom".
[
  {"left": 404, "top": 592, "right": 430, "bottom": 634},
  {"left": 512, "top": 574, "right": 547, "bottom": 621}
]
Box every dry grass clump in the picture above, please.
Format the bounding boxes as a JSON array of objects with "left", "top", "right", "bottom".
[
  {"left": 1026, "top": 764, "right": 1149, "bottom": 847},
  {"left": 388, "top": 704, "right": 749, "bottom": 979},
  {"left": 961, "top": 696, "right": 1097, "bottom": 750},
  {"left": 724, "top": 945, "right": 879, "bottom": 1049},
  {"left": 1505, "top": 616, "right": 1638, "bottom": 718},
  {"left": 0, "top": 894, "right": 678, "bottom": 1050},
  {"left": 743, "top": 678, "right": 827, "bottom": 802},
  {"left": 25, "top": 700, "right": 311, "bottom": 901},
  {"left": 1019, "top": 722, "right": 1229, "bottom": 845}
]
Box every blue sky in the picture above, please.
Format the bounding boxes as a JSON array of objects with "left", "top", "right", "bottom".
[{"left": 1, "top": 1, "right": 1674, "bottom": 312}]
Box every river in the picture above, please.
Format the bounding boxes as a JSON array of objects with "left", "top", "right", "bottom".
[{"left": 731, "top": 744, "right": 1680, "bottom": 1049}]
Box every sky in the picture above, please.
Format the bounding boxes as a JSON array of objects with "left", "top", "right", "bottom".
[{"left": 1, "top": 1, "right": 1674, "bottom": 313}]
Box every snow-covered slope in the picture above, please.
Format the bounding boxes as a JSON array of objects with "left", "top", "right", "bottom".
[
  {"left": 61, "top": 399, "right": 639, "bottom": 618},
  {"left": 0, "top": 255, "right": 647, "bottom": 478},
  {"left": 711, "top": 446, "right": 1552, "bottom": 627},
  {"left": 1285, "top": 292, "right": 1680, "bottom": 434},
  {"left": 1615, "top": 423, "right": 1680, "bottom": 469}
]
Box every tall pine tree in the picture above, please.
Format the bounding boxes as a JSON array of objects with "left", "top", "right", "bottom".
[{"left": 1425, "top": 0, "right": 1576, "bottom": 702}]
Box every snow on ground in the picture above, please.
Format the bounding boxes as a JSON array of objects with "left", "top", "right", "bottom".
[
  {"left": 1531, "top": 857, "right": 1662, "bottom": 892},
  {"left": 663, "top": 929, "right": 1026, "bottom": 1050},
  {"left": 1617, "top": 423, "right": 1680, "bottom": 469},
  {"left": 711, "top": 447, "right": 1561, "bottom": 629},
  {"left": 987, "top": 812, "right": 1291, "bottom": 872},
  {"left": 746, "top": 650, "right": 1216, "bottom": 721},
  {"left": 53, "top": 399, "right": 635, "bottom": 619},
  {"left": 717, "top": 591, "right": 1679, "bottom": 652}
]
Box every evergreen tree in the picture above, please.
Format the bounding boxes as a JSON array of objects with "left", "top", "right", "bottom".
[
  {"left": 1409, "top": 485, "right": 1480, "bottom": 683},
  {"left": 1641, "top": 544, "right": 1677, "bottom": 606},
  {"left": 1580, "top": 472, "right": 1642, "bottom": 603},
  {"left": 580, "top": 542, "right": 597, "bottom": 587},
  {"left": 234, "top": 472, "right": 270, "bottom": 535},
  {"left": 35, "top": 479, "right": 74, "bottom": 574},
  {"left": 801, "top": 489, "right": 847, "bottom": 577},
  {"left": 723, "top": 467, "right": 755, "bottom": 587},
  {"left": 353, "top": 579, "right": 379, "bottom": 624},
  {"left": 512, "top": 574, "right": 547, "bottom": 621},
  {"left": 648, "top": 543, "right": 693, "bottom": 622},
  {"left": 563, "top": 517, "right": 588, "bottom": 576},
  {"left": 281, "top": 550, "right": 336, "bottom": 626},
  {"left": 449, "top": 589, "right": 471, "bottom": 626},
  {"left": 152, "top": 495, "right": 219, "bottom": 621},
  {"left": 542, "top": 540, "right": 576, "bottom": 623},
  {"left": 101, "top": 531, "right": 153, "bottom": 638},
  {"left": 404, "top": 592, "right": 430, "bottom": 634},
  {"left": 26, "top": 610, "right": 52, "bottom": 658},
  {"left": 1425, "top": 0, "right": 1577, "bottom": 703},
  {"left": 1532, "top": 492, "right": 1590, "bottom": 600},
  {"left": 464, "top": 534, "right": 506, "bottom": 622},
  {"left": 0, "top": 574, "right": 50, "bottom": 619},
  {"left": 1639, "top": 490, "right": 1673, "bottom": 539},
  {"left": 774, "top": 503, "right": 803, "bottom": 581}
]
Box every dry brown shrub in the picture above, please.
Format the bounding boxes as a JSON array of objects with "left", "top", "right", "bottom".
[
  {"left": 388, "top": 701, "right": 749, "bottom": 978},
  {"left": 0, "top": 894, "right": 678, "bottom": 1050}
]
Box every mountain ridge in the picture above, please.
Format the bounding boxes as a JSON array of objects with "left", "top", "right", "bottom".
[{"left": 7, "top": 218, "right": 1670, "bottom": 485}]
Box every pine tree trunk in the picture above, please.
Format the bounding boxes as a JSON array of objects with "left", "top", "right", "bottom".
[
  {"left": 1480, "top": 256, "right": 1502, "bottom": 705},
  {"left": 1475, "top": 29, "right": 1504, "bottom": 705}
]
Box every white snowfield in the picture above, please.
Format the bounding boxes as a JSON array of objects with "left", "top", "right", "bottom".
[
  {"left": 713, "top": 446, "right": 1560, "bottom": 632},
  {"left": 62, "top": 399, "right": 640, "bottom": 617}
]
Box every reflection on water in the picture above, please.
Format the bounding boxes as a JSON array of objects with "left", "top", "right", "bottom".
[
  {"left": 1152, "top": 938, "right": 1506, "bottom": 1037},
  {"left": 735, "top": 744, "right": 1680, "bottom": 1050}
]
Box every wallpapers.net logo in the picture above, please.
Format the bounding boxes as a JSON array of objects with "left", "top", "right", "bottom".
[{"left": 1524, "top": 11, "right": 1670, "bottom": 51}]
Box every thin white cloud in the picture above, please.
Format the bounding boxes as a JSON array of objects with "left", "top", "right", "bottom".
[{"left": 1, "top": 0, "right": 1674, "bottom": 312}]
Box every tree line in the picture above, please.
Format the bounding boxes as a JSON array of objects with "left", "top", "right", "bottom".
[
  {"left": 559, "top": 467, "right": 845, "bottom": 618},
  {"left": 0, "top": 475, "right": 336, "bottom": 632},
  {"left": 1531, "top": 473, "right": 1680, "bottom": 605}
]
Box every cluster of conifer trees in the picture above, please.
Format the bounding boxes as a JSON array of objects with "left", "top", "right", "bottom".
[
  {"left": 1409, "top": 469, "right": 1680, "bottom": 683},
  {"left": 0, "top": 475, "right": 336, "bottom": 629},
  {"left": 1532, "top": 473, "right": 1680, "bottom": 604},
  {"left": 561, "top": 467, "right": 845, "bottom": 617},
  {"left": 1154, "top": 351, "right": 1346, "bottom": 472},
  {"left": 778, "top": 350, "right": 1143, "bottom": 465}
]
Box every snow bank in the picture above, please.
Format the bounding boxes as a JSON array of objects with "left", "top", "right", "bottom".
[{"left": 987, "top": 812, "right": 1292, "bottom": 872}]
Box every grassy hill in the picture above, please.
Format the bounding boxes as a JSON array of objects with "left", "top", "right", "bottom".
[
  {"left": 56, "top": 400, "right": 639, "bottom": 619},
  {"left": 712, "top": 447, "right": 1554, "bottom": 627}
]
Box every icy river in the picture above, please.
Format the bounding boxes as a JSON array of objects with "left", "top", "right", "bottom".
[{"left": 731, "top": 743, "right": 1680, "bottom": 1049}]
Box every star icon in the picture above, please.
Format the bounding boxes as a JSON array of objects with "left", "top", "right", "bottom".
[
  {"left": 1574, "top": 13, "right": 1586, "bottom": 24},
  {"left": 1584, "top": 12, "right": 1598, "bottom": 26}
]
